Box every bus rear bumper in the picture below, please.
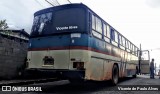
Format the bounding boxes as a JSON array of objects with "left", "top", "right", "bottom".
[
  {"left": 26, "top": 68, "right": 85, "bottom": 79},
  {"left": 25, "top": 68, "right": 57, "bottom": 78},
  {"left": 60, "top": 70, "right": 85, "bottom": 80}
]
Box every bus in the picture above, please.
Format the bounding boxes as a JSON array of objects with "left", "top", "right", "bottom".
[{"left": 27, "top": 3, "right": 139, "bottom": 85}]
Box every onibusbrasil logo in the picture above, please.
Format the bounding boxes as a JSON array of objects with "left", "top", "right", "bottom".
[{"left": 2, "top": 86, "right": 42, "bottom": 92}]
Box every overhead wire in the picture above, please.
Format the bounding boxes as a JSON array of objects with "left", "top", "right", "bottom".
[
  {"left": 54, "top": 0, "right": 60, "bottom": 5},
  {"left": 35, "top": 0, "right": 45, "bottom": 8},
  {"left": 45, "top": 0, "right": 55, "bottom": 6},
  {"left": 149, "top": 48, "right": 160, "bottom": 51},
  {"left": 67, "top": 0, "right": 71, "bottom": 4},
  {"left": 45, "top": 0, "right": 72, "bottom": 6}
]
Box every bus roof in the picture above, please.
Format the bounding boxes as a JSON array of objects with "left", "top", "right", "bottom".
[
  {"left": 34, "top": 3, "right": 139, "bottom": 49},
  {"left": 34, "top": 3, "right": 89, "bottom": 16}
]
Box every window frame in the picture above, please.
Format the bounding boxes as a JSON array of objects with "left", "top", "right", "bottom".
[
  {"left": 114, "top": 31, "right": 118, "bottom": 43},
  {"left": 107, "top": 25, "right": 110, "bottom": 38},
  {"left": 111, "top": 29, "right": 115, "bottom": 41},
  {"left": 91, "top": 14, "right": 102, "bottom": 39},
  {"left": 128, "top": 41, "right": 130, "bottom": 50},
  {"left": 92, "top": 14, "right": 96, "bottom": 30},
  {"left": 91, "top": 14, "right": 138, "bottom": 56},
  {"left": 119, "top": 35, "right": 122, "bottom": 45},
  {"left": 103, "top": 23, "right": 107, "bottom": 37},
  {"left": 122, "top": 37, "right": 125, "bottom": 47},
  {"left": 126, "top": 40, "right": 128, "bottom": 49}
]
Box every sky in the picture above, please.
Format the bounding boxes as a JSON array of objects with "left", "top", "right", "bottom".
[{"left": 0, "top": 0, "right": 160, "bottom": 68}]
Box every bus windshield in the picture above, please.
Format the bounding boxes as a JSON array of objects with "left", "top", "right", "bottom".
[{"left": 30, "top": 8, "right": 86, "bottom": 37}]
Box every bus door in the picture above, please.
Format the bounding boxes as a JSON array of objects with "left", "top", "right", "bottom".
[{"left": 141, "top": 60, "right": 150, "bottom": 74}]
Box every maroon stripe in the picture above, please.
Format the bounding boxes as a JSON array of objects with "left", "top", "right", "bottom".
[
  {"left": 28, "top": 46, "right": 89, "bottom": 51},
  {"left": 28, "top": 46, "right": 119, "bottom": 58},
  {"left": 28, "top": 46, "right": 70, "bottom": 51}
]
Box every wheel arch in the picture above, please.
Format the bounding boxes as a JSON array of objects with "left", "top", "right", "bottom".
[
  {"left": 113, "top": 63, "right": 120, "bottom": 77},
  {"left": 111, "top": 63, "right": 120, "bottom": 85}
]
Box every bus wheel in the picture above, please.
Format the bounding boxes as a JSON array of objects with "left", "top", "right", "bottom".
[
  {"left": 112, "top": 64, "right": 119, "bottom": 85},
  {"left": 132, "top": 74, "right": 137, "bottom": 78},
  {"left": 133, "top": 67, "right": 138, "bottom": 78}
]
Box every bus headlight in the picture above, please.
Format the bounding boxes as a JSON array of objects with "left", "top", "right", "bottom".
[{"left": 73, "top": 62, "right": 84, "bottom": 70}]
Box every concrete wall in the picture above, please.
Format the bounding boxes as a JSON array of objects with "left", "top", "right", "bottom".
[{"left": 0, "top": 35, "right": 28, "bottom": 79}]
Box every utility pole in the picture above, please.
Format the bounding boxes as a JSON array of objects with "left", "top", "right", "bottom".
[
  {"left": 139, "top": 44, "right": 142, "bottom": 74},
  {"left": 155, "top": 63, "right": 156, "bottom": 75}
]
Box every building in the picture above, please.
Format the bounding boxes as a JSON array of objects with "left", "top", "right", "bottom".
[{"left": 0, "top": 29, "right": 29, "bottom": 79}]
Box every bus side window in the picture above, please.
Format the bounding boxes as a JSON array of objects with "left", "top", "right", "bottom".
[
  {"left": 107, "top": 25, "right": 110, "bottom": 38},
  {"left": 115, "top": 31, "right": 118, "bottom": 43},
  {"left": 122, "top": 37, "right": 125, "bottom": 47},
  {"left": 103, "top": 23, "right": 107, "bottom": 37},
  {"left": 92, "top": 15, "right": 96, "bottom": 30},
  {"left": 103, "top": 24, "right": 111, "bottom": 43},
  {"left": 126, "top": 40, "right": 128, "bottom": 49},
  {"left": 92, "top": 14, "right": 102, "bottom": 39},
  {"left": 132, "top": 45, "right": 134, "bottom": 54},
  {"left": 130, "top": 43, "right": 133, "bottom": 53},
  {"left": 128, "top": 41, "right": 130, "bottom": 50},
  {"left": 96, "top": 17, "right": 102, "bottom": 34},
  {"left": 119, "top": 35, "right": 122, "bottom": 45},
  {"left": 134, "top": 46, "right": 136, "bottom": 55},
  {"left": 111, "top": 29, "right": 115, "bottom": 41}
]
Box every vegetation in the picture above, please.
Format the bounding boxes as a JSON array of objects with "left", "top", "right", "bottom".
[{"left": 0, "top": 19, "right": 8, "bottom": 30}]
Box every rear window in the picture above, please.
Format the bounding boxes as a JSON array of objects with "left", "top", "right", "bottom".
[
  {"left": 53, "top": 8, "right": 86, "bottom": 32},
  {"left": 30, "top": 8, "right": 86, "bottom": 37}
]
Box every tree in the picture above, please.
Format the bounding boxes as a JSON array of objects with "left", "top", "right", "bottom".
[{"left": 0, "top": 19, "right": 8, "bottom": 30}]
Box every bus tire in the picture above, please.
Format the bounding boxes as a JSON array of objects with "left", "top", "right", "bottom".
[
  {"left": 132, "top": 74, "right": 137, "bottom": 78},
  {"left": 133, "top": 67, "right": 138, "bottom": 78},
  {"left": 132, "top": 69, "right": 137, "bottom": 78},
  {"left": 111, "top": 64, "right": 119, "bottom": 85}
]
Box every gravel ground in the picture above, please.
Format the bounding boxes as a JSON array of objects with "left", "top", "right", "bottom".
[{"left": 0, "top": 75, "right": 160, "bottom": 94}]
